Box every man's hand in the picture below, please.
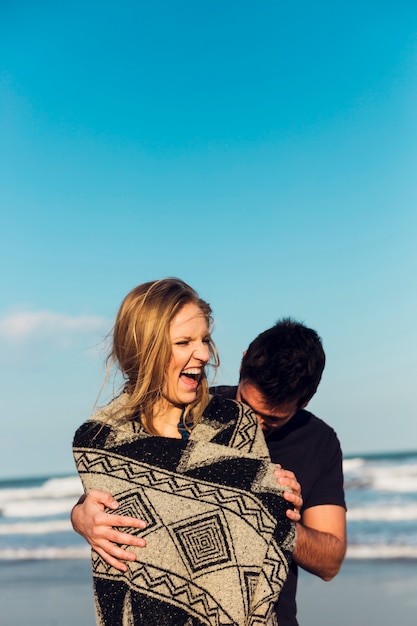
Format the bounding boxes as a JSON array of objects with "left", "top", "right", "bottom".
[
  {"left": 71, "top": 490, "right": 147, "bottom": 572},
  {"left": 273, "top": 465, "right": 303, "bottom": 522}
]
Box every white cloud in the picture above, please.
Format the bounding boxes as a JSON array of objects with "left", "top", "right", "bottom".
[{"left": 0, "top": 310, "right": 108, "bottom": 340}]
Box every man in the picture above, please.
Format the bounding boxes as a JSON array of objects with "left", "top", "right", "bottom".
[{"left": 72, "top": 318, "right": 346, "bottom": 626}]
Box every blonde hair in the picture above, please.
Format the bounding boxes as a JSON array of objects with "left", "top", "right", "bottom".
[{"left": 107, "top": 277, "right": 219, "bottom": 434}]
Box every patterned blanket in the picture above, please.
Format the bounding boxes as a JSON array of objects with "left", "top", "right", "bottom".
[{"left": 73, "top": 393, "right": 295, "bottom": 626}]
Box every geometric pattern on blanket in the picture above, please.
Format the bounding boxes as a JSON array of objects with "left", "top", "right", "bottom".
[{"left": 73, "top": 394, "right": 295, "bottom": 626}]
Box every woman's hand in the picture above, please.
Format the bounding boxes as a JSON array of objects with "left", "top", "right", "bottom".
[
  {"left": 71, "top": 490, "right": 147, "bottom": 572},
  {"left": 273, "top": 465, "right": 303, "bottom": 522}
]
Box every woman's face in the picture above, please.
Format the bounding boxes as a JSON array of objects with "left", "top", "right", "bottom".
[{"left": 163, "top": 302, "right": 211, "bottom": 408}]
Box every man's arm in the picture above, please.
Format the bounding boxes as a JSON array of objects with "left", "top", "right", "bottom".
[
  {"left": 71, "top": 468, "right": 303, "bottom": 572},
  {"left": 293, "top": 504, "right": 346, "bottom": 581}
]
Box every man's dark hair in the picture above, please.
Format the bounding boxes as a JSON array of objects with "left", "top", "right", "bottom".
[{"left": 239, "top": 318, "right": 325, "bottom": 409}]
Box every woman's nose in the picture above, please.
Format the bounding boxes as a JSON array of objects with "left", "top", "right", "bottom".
[{"left": 194, "top": 342, "right": 210, "bottom": 363}]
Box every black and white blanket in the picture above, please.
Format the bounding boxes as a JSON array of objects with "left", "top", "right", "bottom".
[{"left": 73, "top": 393, "right": 295, "bottom": 626}]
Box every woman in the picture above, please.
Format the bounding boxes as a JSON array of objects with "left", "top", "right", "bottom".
[{"left": 73, "top": 278, "right": 295, "bottom": 626}]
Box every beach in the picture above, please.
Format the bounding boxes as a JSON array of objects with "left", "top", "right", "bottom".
[
  {"left": 1, "top": 558, "right": 416, "bottom": 626},
  {"left": 1, "top": 452, "right": 417, "bottom": 625},
  {"left": 0, "top": 559, "right": 95, "bottom": 626},
  {"left": 297, "top": 559, "right": 417, "bottom": 626}
]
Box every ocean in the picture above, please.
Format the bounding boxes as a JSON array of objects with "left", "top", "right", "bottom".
[{"left": 1, "top": 450, "right": 417, "bottom": 561}]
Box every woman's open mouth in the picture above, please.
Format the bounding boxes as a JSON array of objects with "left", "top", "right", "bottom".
[{"left": 180, "top": 367, "right": 202, "bottom": 389}]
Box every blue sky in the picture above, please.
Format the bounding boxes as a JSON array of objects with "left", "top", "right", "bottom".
[{"left": 1, "top": 1, "right": 416, "bottom": 478}]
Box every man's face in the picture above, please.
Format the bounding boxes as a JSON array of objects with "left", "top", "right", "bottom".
[{"left": 237, "top": 380, "right": 301, "bottom": 432}]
